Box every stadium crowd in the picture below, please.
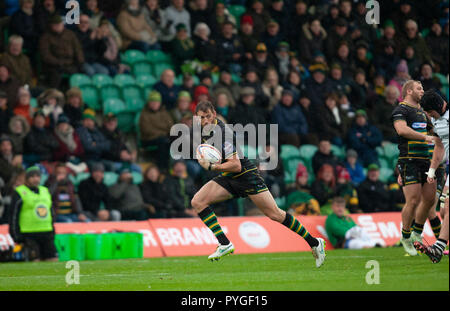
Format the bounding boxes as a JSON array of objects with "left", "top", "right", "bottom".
[{"left": 0, "top": 0, "right": 448, "bottom": 224}]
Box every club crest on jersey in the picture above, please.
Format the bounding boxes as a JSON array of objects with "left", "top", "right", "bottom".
[{"left": 35, "top": 204, "right": 48, "bottom": 218}]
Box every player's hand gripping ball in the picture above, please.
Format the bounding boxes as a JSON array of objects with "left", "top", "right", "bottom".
[{"left": 196, "top": 144, "right": 222, "bottom": 170}]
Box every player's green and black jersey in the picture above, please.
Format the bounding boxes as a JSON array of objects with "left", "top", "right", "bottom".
[
  {"left": 200, "top": 118, "right": 256, "bottom": 178},
  {"left": 391, "top": 101, "right": 435, "bottom": 160}
]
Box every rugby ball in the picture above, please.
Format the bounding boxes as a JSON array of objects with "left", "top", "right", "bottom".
[{"left": 196, "top": 144, "right": 222, "bottom": 164}]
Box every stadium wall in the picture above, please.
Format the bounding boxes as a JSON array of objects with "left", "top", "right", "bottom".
[{"left": 0, "top": 213, "right": 437, "bottom": 258}]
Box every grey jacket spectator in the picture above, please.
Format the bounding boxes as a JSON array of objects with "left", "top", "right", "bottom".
[{"left": 76, "top": 109, "right": 111, "bottom": 162}]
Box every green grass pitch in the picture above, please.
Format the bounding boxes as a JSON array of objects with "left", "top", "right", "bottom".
[{"left": 0, "top": 247, "right": 448, "bottom": 291}]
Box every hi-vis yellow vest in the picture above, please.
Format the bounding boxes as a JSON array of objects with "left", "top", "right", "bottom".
[{"left": 16, "top": 185, "right": 53, "bottom": 233}]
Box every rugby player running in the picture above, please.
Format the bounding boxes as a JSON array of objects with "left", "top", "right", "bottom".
[{"left": 191, "top": 101, "right": 326, "bottom": 267}]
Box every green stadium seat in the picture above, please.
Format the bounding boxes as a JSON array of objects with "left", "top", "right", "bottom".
[
  {"left": 274, "top": 196, "right": 286, "bottom": 210},
  {"left": 76, "top": 172, "right": 90, "bottom": 185},
  {"left": 330, "top": 144, "right": 345, "bottom": 160},
  {"left": 117, "top": 112, "right": 136, "bottom": 133},
  {"left": 132, "top": 171, "right": 143, "bottom": 184},
  {"left": 135, "top": 74, "right": 157, "bottom": 88},
  {"left": 153, "top": 63, "right": 174, "bottom": 78},
  {"left": 103, "top": 98, "right": 126, "bottom": 115},
  {"left": 70, "top": 73, "right": 92, "bottom": 88},
  {"left": 100, "top": 84, "right": 121, "bottom": 102},
  {"left": 125, "top": 98, "right": 145, "bottom": 113},
  {"left": 433, "top": 73, "right": 449, "bottom": 100},
  {"left": 379, "top": 157, "right": 391, "bottom": 169},
  {"left": 379, "top": 167, "right": 394, "bottom": 183},
  {"left": 132, "top": 61, "right": 154, "bottom": 77},
  {"left": 281, "top": 144, "right": 301, "bottom": 161},
  {"left": 146, "top": 50, "right": 172, "bottom": 64},
  {"left": 284, "top": 158, "right": 304, "bottom": 184},
  {"left": 80, "top": 85, "right": 100, "bottom": 110},
  {"left": 212, "top": 73, "right": 219, "bottom": 84},
  {"left": 30, "top": 97, "right": 37, "bottom": 108},
  {"left": 121, "top": 84, "right": 143, "bottom": 102},
  {"left": 174, "top": 74, "right": 184, "bottom": 86},
  {"left": 231, "top": 73, "right": 241, "bottom": 83},
  {"left": 242, "top": 144, "right": 258, "bottom": 160},
  {"left": 299, "top": 144, "right": 317, "bottom": 161},
  {"left": 114, "top": 74, "right": 136, "bottom": 87},
  {"left": 122, "top": 49, "right": 146, "bottom": 65},
  {"left": 376, "top": 146, "right": 385, "bottom": 158},
  {"left": 383, "top": 143, "right": 399, "bottom": 161},
  {"left": 142, "top": 86, "right": 153, "bottom": 101},
  {"left": 228, "top": 5, "right": 246, "bottom": 27},
  {"left": 92, "top": 74, "right": 113, "bottom": 88},
  {"left": 104, "top": 172, "right": 118, "bottom": 187}
]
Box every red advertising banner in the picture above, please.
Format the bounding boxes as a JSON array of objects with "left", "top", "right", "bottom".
[{"left": 0, "top": 212, "right": 437, "bottom": 258}]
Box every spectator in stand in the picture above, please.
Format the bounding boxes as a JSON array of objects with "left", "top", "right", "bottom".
[
  {"left": 13, "top": 86, "right": 34, "bottom": 126},
  {"left": 332, "top": 41, "right": 353, "bottom": 81},
  {"left": 321, "top": 3, "right": 339, "bottom": 31},
  {"left": 139, "top": 91, "right": 173, "bottom": 170},
  {"left": 228, "top": 87, "right": 267, "bottom": 137},
  {"left": 398, "top": 19, "right": 432, "bottom": 65},
  {"left": 163, "top": 160, "right": 197, "bottom": 218},
  {"left": 370, "top": 85, "right": 401, "bottom": 142},
  {"left": 357, "top": 164, "right": 391, "bottom": 213},
  {"left": 274, "top": 42, "right": 292, "bottom": 83},
  {"left": 317, "top": 92, "right": 349, "bottom": 147},
  {"left": 304, "top": 63, "right": 333, "bottom": 108},
  {"left": 35, "top": 0, "right": 57, "bottom": 34},
  {"left": 0, "top": 63, "right": 21, "bottom": 107},
  {"left": 402, "top": 44, "right": 421, "bottom": 79},
  {"left": 262, "top": 68, "right": 283, "bottom": 111},
  {"left": 160, "top": 0, "right": 191, "bottom": 46},
  {"left": 74, "top": 14, "right": 110, "bottom": 77},
  {"left": 262, "top": 19, "right": 282, "bottom": 57},
  {"left": 247, "top": 0, "right": 271, "bottom": 39},
  {"left": 418, "top": 62, "right": 442, "bottom": 92},
  {"left": 335, "top": 167, "right": 360, "bottom": 213},
  {"left": 347, "top": 109, "right": 382, "bottom": 167},
  {"left": 180, "top": 72, "right": 196, "bottom": 98},
  {"left": 39, "top": 14, "right": 84, "bottom": 88},
  {"left": 388, "top": 60, "right": 411, "bottom": 102},
  {"left": 192, "top": 22, "right": 217, "bottom": 65},
  {"left": 78, "top": 162, "right": 120, "bottom": 221},
  {"left": 312, "top": 138, "right": 341, "bottom": 175},
  {"left": 171, "top": 23, "right": 195, "bottom": 73},
  {"left": 271, "top": 89, "right": 307, "bottom": 148},
  {"left": 190, "top": 85, "right": 210, "bottom": 113},
  {"left": 353, "top": 41, "right": 375, "bottom": 81},
  {"left": 298, "top": 95, "right": 319, "bottom": 145},
  {"left": 329, "top": 63, "right": 352, "bottom": 97},
  {"left": 285, "top": 164, "right": 320, "bottom": 216},
  {"left": 391, "top": 0, "right": 417, "bottom": 37},
  {"left": 216, "top": 21, "right": 244, "bottom": 74},
  {"left": 299, "top": 15, "right": 327, "bottom": 66},
  {"left": 212, "top": 88, "right": 235, "bottom": 122},
  {"left": 76, "top": 109, "right": 111, "bottom": 167},
  {"left": 0, "top": 135, "right": 23, "bottom": 186},
  {"left": 86, "top": 0, "right": 123, "bottom": 49},
  {"left": 37, "top": 88, "right": 64, "bottom": 129},
  {"left": 52, "top": 114, "right": 84, "bottom": 162},
  {"left": 258, "top": 143, "right": 285, "bottom": 197},
  {"left": 238, "top": 15, "right": 258, "bottom": 62},
  {"left": 212, "top": 68, "right": 241, "bottom": 102},
  {"left": 116, "top": 0, "right": 160, "bottom": 52},
  {"left": 100, "top": 112, "right": 140, "bottom": 173},
  {"left": 426, "top": 20, "right": 449, "bottom": 75},
  {"left": 170, "top": 91, "right": 193, "bottom": 124},
  {"left": 153, "top": 69, "right": 181, "bottom": 110},
  {"left": 240, "top": 65, "right": 270, "bottom": 109},
  {"left": 45, "top": 163, "right": 88, "bottom": 223},
  {"left": 374, "top": 39, "right": 401, "bottom": 82},
  {"left": 0, "top": 91, "right": 12, "bottom": 135},
  {"left": 282, "top": 70, "right": 304, "bottom": 102},
  {"left": 268, "top": 0, "right": 289, "bottom": 39},
  {"left": 24, "top": 110, "right": 59, "bottom": 165},
  {"left": 139, "top": 164, "right": 170, "bottom": 218},
  {"left": 325, "top": 197, "right": 379, "bottom": 249},
  {"left": 64, "top": 87, "right": 84, "bottom": 129},
  {"left": 288, "top": 0, "right": 311, "bottom": 47},
  {"left": 109, "top": 167, "right": 154, "bottom": 220},
  {"left": 0, "top": 35, "right": 33, "bottom": 87},
  {"left": 9, "top": 0, "right": 39, "bottom": 54},
  {"left": 249, "top": 43, "right": 276, "bottom": 81},
  {"left": 325, "top": 18, "right": 353, "bottom": 61},
  {"left": 311, "top": 163, "right": 337, "bottom": 215},
  {"left": 7, "top": 115, "right": 29, "bottom": 155},
  {"left": 349, "top": 69, "right": 370, "bottom": 111},
  {"left": 188, "top": 0, "right": 214, "bottom": 31},
  {"left": 374, "top": 20, "right": 397, "bottom": 55},
  {"left": 344, "top": 149, "right": 365, "bottom": 186},
  {"left": 143, "top": 0, "right": 167, "bottom": 42},
  {"left": 210, "top": 1, "right": 237, "bottom": 39}
]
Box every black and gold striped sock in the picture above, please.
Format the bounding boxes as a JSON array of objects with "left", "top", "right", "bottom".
[
  {"left": 198, "top": 207, "right": 230, "bottom": 245},
  {"left": 413, "top": 223, "right": 424, "bottom": 235},
  {"left": 282, "top": 213, "right": 318, "bottom": 247},
  {"left": 429, "top": 216, "right": 441, "bottom": 238},
  {"left": 402, "top": 228, "right": 411, "bottom": 239}
]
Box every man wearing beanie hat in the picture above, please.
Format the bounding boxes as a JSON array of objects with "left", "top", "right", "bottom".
[
  {"left": 76, "top": 108, "right": 111, "bottom": 164},
  {"left": 53, "top": 114, "right": 84, "bottom": 162},
  {"left": 170, "top": 91, "right": 193, "bottom": 124},
  {"left": 139, "top": 90, "right": 173, "bottom": 170},
  {"left": 357, "top": 163, "right": 392, "bottom": 215},
  {"left": 8, "top": 165, "right": 58, "bottom": 261}
]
